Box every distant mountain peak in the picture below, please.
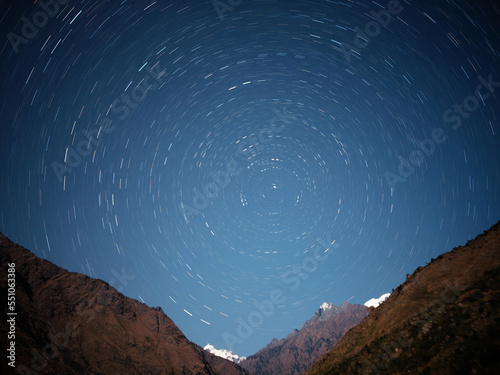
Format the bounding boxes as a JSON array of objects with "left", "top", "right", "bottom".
[
  {"left": 204, "top": 344, "right": 247, "bottom": 364},
  {"left": 300, "top": 300, "right": 353, "bottom": 329},
  {"left": 320, "top": 302, "right": 333, "bottom": 311}
]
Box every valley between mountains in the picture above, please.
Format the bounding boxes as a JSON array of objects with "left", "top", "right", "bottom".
[{"left": 1, "top": 221, "right": 499, "bottom": 374}]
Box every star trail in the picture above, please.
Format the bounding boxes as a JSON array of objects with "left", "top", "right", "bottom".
[{"left": 1, "top": 0, "right": 499, "bottom": 357}]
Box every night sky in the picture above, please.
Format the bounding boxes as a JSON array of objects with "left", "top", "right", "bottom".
[{"left": 1, "top": 0, "right": 499, "bottom": 357}]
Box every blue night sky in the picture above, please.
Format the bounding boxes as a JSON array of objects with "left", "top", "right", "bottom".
[{"left": 1, "top": 0, "right": 499, "bottom": 357}]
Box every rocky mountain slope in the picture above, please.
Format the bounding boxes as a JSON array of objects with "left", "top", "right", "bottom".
[
  {"left": 239, "top": 301, "right": 368, "bottom": 375},
  {"left": 0, "top": 233, "right": 249, "bottom": 375},
  {"left": 305, "top": 221, "right": 500, "bottom": 375}
]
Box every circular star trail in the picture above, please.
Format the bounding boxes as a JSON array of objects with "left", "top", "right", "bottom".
[{"left": 1, "top": 0, "right": 499, "bottom": 356}]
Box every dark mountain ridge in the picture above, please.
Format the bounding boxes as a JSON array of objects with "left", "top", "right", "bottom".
[
  {"left": 305, "top": 221, "right": 500, "bottom": 374},
  {"left": 0, "top": 233, "right": 248, "bottom": 375}
]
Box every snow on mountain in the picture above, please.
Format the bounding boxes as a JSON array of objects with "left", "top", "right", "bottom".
[
  {"left": 320, "top": 302, "right": 333, "bottom": 311},
  {"left": 302, "top": 301, "right": 353, "bottom": 329},
  {"left": 204, "top": 344, "right": 246, "bottom": 364},
  {"left": 364, "top": 292, "right": 391, "bottom": 308}
]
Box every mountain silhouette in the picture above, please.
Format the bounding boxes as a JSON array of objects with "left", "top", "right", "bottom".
[
  {"left": 0, "top": 233, "right": 249, "bottom": 375},
  {"left": 305, "top": 221, "right": 500, "bottom": 374}
]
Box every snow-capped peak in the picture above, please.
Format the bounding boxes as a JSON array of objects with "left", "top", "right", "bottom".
[
  {"left": 204, "top": 344, "right": 246, "bottom": 364},
  {"left": 320, "top": 302, "right": 333, "bottom": 311},
  {"left": 364, "top": 293, "right": 391, "bottom": 308}
]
